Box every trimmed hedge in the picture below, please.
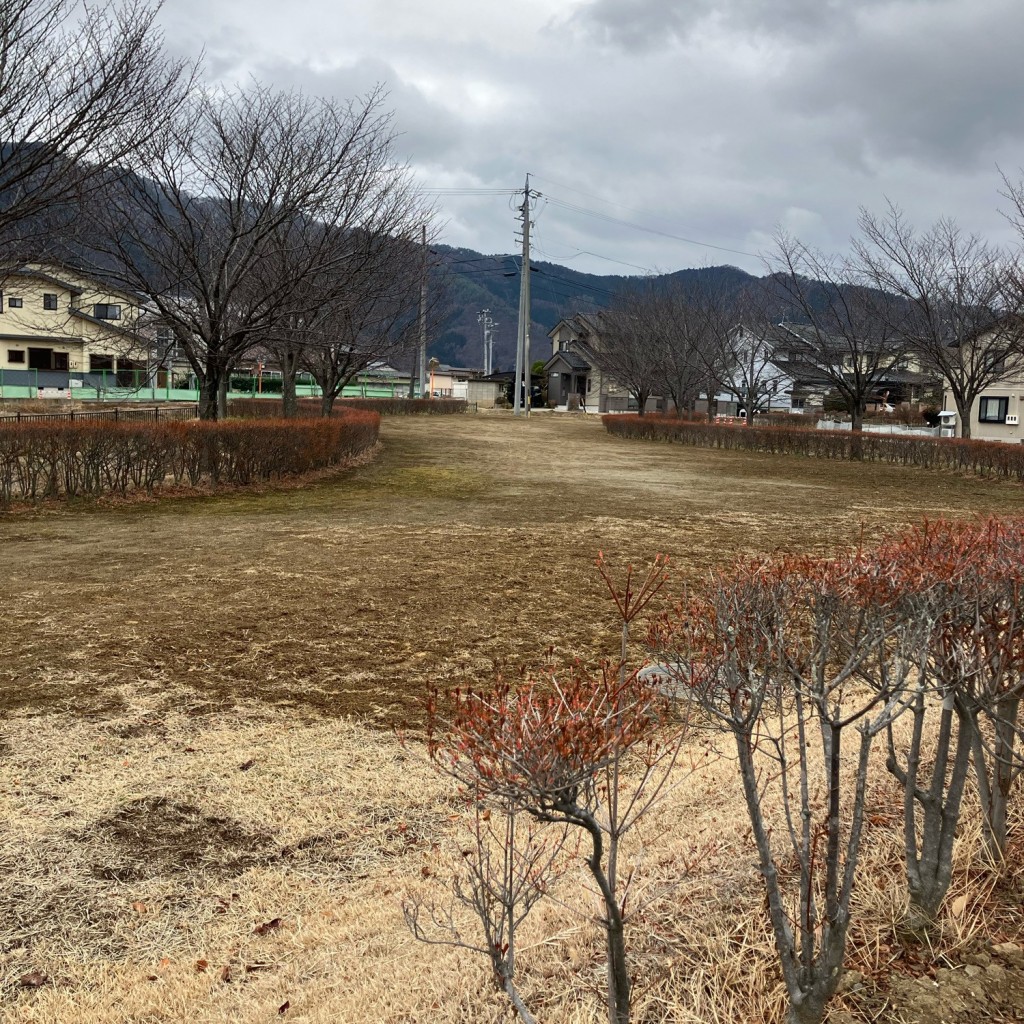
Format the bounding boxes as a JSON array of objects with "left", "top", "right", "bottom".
[
  {"left": 602, "top": 415, "right": 1024, "bottom": 483},
  {"left": 227, "top": 397, "right": 470, "bottom": 418},
  {"left": 0, "top": 411, "right": 380, "bottom": 505}
]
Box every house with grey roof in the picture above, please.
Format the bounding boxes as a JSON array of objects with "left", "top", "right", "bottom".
[{"left": 544, "top": 313, "right": 651, "bottom": 412}]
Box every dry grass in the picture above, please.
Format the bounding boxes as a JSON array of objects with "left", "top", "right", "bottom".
[{"left": 1, "top": 414, "right": 1023, "bottom": 1022}]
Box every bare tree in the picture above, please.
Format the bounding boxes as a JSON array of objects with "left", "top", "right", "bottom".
[
  {"left": 768, "top": 232, "right": 911, "bottom": 432},
  {"left": 89, "top": 82, "right": 416, "bottom": 419},
  {"left": 641, "top": 283, "right": 712, "bottom": 415},
  {"left": 590, "top": 298, "right": 663, "bottom": 416},
  {"left": 854, "top": 203, "right": 1023, "bottom": 439},
  {"left": 654, "top": 553, "right": 920, "bottom": 1024},
  {"left": 694, "top": 279, "right": 789, "bottom": 425},
  {"left": 0, "top": 0, "right": 190, "bottom": 263},
  {"left": 427, "top": 558, "right": 690, "bottom": 1024},
  {"left": 299, "top": 226, "right": 445, "bottom": 416},
  {"left": 404, "top": 800, "right": 567, "bottom": 1024}
]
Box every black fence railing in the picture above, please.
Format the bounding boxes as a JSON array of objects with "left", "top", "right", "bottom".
[{"left": 0, "top": 405, "right": 199, "bottom": 425}]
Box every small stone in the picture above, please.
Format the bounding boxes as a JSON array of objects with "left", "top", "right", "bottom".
[
  {"left": 985, "top": 963, "right": 1007, "bottom": 983},
  {"left": 964, "top": 964, "right": 983, "bottom": 978},
  {"left": 991, "top": 941, "right": 1024, "bottom": 968},
  {"left": 966, "top": 952, "right": 992, "bottom": 968},
  {"left": 837, "top": 970, "right": 865, "bottom": 994}
]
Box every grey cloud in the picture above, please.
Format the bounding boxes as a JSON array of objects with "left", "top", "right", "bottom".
[
  {"left": 565, "top": 0, "right": 887, "bottom": 52},
  {"left": 148, "top": 0, "right": 1024, "bottom": 279},
  {"left": 773, "top": 2, "right": 1024, "bottom": 172},
  {"left": 241, "top": 57, "right": 468, "bottom": 167}
]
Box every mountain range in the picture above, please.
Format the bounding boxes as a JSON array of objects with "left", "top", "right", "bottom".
[{"left": 430, "top": 245, "right": 761, "bottom": 370}]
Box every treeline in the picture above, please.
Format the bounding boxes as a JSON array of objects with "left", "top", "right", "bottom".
[
  {"left": 0, "top": 1, "right": 442, "bottom": 422},
  {"left": 0, "top": 411, "right": 379, "bottom": 505},
  {"left": 593, "top": 200, "right": 1024, "bottom": 437},
  {"left": 603, "top": 414, "right": 1024, "bottom": 482}
]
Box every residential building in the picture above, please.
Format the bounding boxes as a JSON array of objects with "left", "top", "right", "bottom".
[
  {"left": 767, "top": 323, "right": 937, "bottom": 412},
  {"left": 945, "top": 370, "right": 1024, "bottom": 442},
  {"left": 0, "top": 264, "right": 151, "bottom": 393},
  {"left": 544, "top": 313, "right": 648, "bottom": 412}
]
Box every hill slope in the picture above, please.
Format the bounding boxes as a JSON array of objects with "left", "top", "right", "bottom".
[{"left": 432, "top": 245, "right": 762, "bottom": 370}]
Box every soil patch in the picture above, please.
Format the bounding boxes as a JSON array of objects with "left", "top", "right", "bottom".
[{"left": 87, "top": 796, "right": 272, "bottom": 882}]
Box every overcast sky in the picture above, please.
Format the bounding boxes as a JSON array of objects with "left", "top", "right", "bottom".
[{"left": 156, "top": 0, "right": 1024, "bottom": 277}]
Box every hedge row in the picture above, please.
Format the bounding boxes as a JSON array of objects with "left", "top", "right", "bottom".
[
  {"left": 227, "top": 397, "right": 470, "bottom": 418},
  {"left": 0, "top": 411, "right": 380, "bottom": 505},
  {"left": 602, "top": 415, "right": 1024, "bottom": 482}
]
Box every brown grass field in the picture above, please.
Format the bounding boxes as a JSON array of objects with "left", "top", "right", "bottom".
[{"left": 2, "top": 412, "right": 1023, "bottom": 1023}]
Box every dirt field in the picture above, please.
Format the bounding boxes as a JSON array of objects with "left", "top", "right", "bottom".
[{"left": 2, "top": 413, "right": 1023, "bottom": 1023}]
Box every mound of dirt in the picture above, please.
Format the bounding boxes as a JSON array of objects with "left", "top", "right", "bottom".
[{"left": 88, "top": 796, "right": 271, "bottom": 882}]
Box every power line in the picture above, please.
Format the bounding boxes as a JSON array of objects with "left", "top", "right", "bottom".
[
  {"left": 532, "top": 241, "right": 653, "bottom": 275},
  {"left": 538, "top": 193, "right": 759, "bottom": 260},
  {"left": 423, "top": 176, "right": 759, "bottom": 262}
]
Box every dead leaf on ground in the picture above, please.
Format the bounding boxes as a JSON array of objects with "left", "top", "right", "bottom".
[
  {"left": 253, "top": 917, "right": 283, "bottom": 935},
  {"left": 194, "top": 959, "right": 208, "bottom": 972},
  {"left": 278, "top": 1000, "right": 290, "bottom": 1014},
  {"left": 19, "top": 971, "right": 47, "bottom": 989},
  {"left": 219, "top": 965, "right": 231, "bottom": 983},
  {"left": 951, "top": 894, "right": 969, "bottom": 916},
  {"left": 239, "top": 758, "right": 256, "bottom": 771}
]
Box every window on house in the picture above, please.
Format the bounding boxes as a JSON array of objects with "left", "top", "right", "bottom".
[
  {"left": 53, "top": 351, "right": 68, "bottom": 371},
  {"left": 89, "top": 353, "right": 115, "bottom": 372},
  {"left": 43, "top": 293, "right": 58, "bottom": 310},
  {"left": 7, "top": 349, "right": 25, "bottom": 364},
  {"left": 8, "top": 297, "right": 23, "bottom": 308},
  {"left": 979, "top": 396, "right": 1009, "bottom": 423},
  {"left": 93, "top": 303, "right": 121, "bottom": 320}
]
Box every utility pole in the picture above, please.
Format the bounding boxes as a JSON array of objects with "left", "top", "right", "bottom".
[
  {"left": 513, "top": 175, "right": 533, "bottom": 416},
  {"left": 477, "top": 309, "right": 497, "bottom": 375},
  {"left": 417, "top": 223, "right": 428, "bottom": 398}
]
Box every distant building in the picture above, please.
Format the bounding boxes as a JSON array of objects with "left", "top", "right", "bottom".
[{"left": 0, "top": 264, "right": 152, "bottom": 393}]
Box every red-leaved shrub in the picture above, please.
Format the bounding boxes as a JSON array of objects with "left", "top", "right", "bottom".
[
  {"left": 603, "top": 415, "right": 1024, "bottom": 482},
  {"left": 0, "top": 411, "right": 380, "bottom": 505},
  {"left": 227, "top": 397, "right": 470, "bottom": 418}
]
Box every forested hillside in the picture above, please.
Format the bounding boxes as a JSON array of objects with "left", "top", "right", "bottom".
[{"left": 430, "top": 245, "right": 762, "bottom": 369}]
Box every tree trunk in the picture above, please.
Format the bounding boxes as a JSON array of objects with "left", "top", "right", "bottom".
[
  {"left": 217, "top": 375, "right": 229, "bottom": 420},
  {"left": 280, "top": 351, "right": 299, "bottom": 418},
  {"left": 896, "top": 698, "right": 974, "bottom": 930},
  {"left": 605, "top": 914, "right": 631, "bottom": 1024},
  {"left": 975, "top": 697, "right": 1020, "bottom": 864},
  {"left": 786, "top": 993, "right": 830, "bottom": 1024},
  {"left": 952, "top": 392, "right": 972, "bottom": 439},
  {"left": 198, "top": 372, "right": 221, "bottom": 420},
  {"left": 575, "top": 810, "right": 631, "bottom": 1024},
  {"left": 848, "top": 399, "right": 865, "bottom": 459}
]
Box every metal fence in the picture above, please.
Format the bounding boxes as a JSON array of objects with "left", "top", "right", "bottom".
[{"left": 0, "top": 405, "right": 199, "bottom": 425}]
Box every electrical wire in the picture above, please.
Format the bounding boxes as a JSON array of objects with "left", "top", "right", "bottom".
[{"left": 539, "top": 194, "right": 759, "bottom": 259}]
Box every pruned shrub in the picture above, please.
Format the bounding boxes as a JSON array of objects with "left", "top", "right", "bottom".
[
  {"left": 227, "top": 397, "right": 470, "bottom": 417},
  {"left": 603, "top": 415, "right": 1024, "bottom": 482},
  {"left": 0, "top": 411, "right": 380, "bottom": 506}
]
